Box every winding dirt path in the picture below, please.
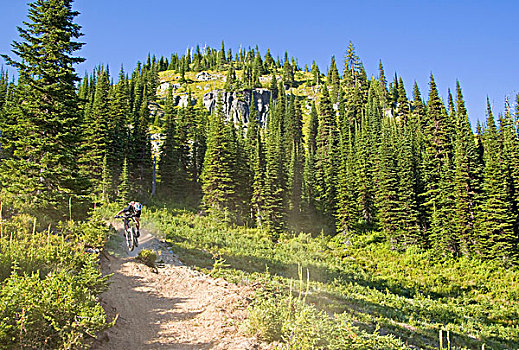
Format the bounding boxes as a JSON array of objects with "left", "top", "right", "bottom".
[{"left": 92, "top": 226, "right": 264, "bottom": 349}]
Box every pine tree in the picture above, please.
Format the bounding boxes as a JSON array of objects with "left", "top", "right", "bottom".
[
  {"left": 315, "top": 84, "right": 338, "bottom": 224},
  {"left": 378, "top": 60, "right": 388, "bottom": 98},
  {"left": 303, "top": 102, "right": 318, "bottom": 215},
  {"left": 376, "top": 118, "right": 401, "bottom": 246},
  {"left": 336, "top": 125, "right": 359, "bottom": 237},
  {"left": 411, "top": 82, "right": 427, "bottom": 132},
  {"left": 158, "top": 87, "right": 185, "bottom": 201},
  {"left": 118, "top": 157, "right": 130, "bottom": 203},
  {"left": 475, "top": 102, "right": 517, "bottom": 261},
  {"left": 286, "top": 96, "right": 304, "bottom": 222},
  {"left": 499, "top": 101, "right": 519, "bottom": 256},
  {"left": 452, "top": 81, "right": 479, "bottom": 255},
  {"left": 79, "top": 66, "right": 111, "bottom": 194},
  {"left": 218, "top": 41, "right": 226, "bottom": 69},
  {"left": 327, "top": 56, "right": 341, "bottom": 103},
  {"left": 253, "top": 51, "right": 264, "bottom": 87},
  {"left": 0, "top": 0, "right": 85, "bottom": 218},
  {"left": 251, "top": 132, "right": 267, "bottom": 227},
  {"left": 397, "top": 122, "right": 421, "bottom": 246},
  {"left": 270, "top": 72, "right": 279, "bottom": 100},
  {"left": 264, "top": 49, "right": 275, "bottom": 73},
  {"left": 109, "top": 66, "right": 131, "bottom": 173},
  {"left": 355, "top": 89, "right": 380, "bottom": 229},
  {"left": 421, "top": 74, "right": 451, "bottom": 237},
  {"left": 261, "top": 96, "right": 287, "bottom": 237},
  {"left": 282, "top": 52, "right": 294, "bottom": 88},
  {"left": 311, "top": 61, "right": 320, "bottom": 87},
  {"left": 130, "top": 94, "right": 153, "bottom": 197},
  {"left": 224, "top": 62, "right": 236, "bottom": 91},
  {"left": 396, "top": 77, "right": 410, "bottom": 123},
  {"left": 201, "top": 95, "right": 237, "bottom": 219}
]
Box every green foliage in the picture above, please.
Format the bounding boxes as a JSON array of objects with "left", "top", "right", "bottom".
[
  {"left": 0, "top": 0, "right": 86, "bottom": 220},
  {"left": 201, "top": 95, "right": 238, "bottom": 219},
  {"left": 59, "top": 212, "right": 112, "bottom": 248},
  {"left": 144, "top": 205, "right": 519, "bottom": 350},
  {"left": 137, "top": 249, "right": 158, "bottom": 269},
  {"left": 0, "top": 270, "right": 109, "bottom": 349},
  {"left": 247, "top": 289, "right": 407, "bottom": 349},
  {"left": 0, "top": 211, "right": 111, "bottom": 348}
]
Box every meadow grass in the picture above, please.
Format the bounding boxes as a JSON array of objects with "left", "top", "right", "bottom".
[{"left": 140, "top": 204, "right": 519, "bottom": 350}]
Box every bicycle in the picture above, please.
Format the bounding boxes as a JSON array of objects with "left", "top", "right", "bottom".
[{"left": 114, "top": 214, "right": 139, "bottom": 251}]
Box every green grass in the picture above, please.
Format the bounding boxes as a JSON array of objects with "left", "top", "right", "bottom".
[{"left": 141, "top": 204, "right": 519, "bottom": 350}]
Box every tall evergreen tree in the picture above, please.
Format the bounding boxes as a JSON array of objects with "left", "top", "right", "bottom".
[
  {"left": 315, "top": 84, "right": 338, "bottom": 224},
  {"left": 109, "top": 66, "right": 131, "bottom": 173},
  {"left": 285, "top": 96, "right": 304, "bottom": 223},
  {"left": 158, "top": 87, "right": 185, "bottom": 201},
  {"left": 282, "top": 52, "right": 294, "bottom": 88},
  {"left": 475, "top": 102, "right": 517, "bottom": 261},
  {"left": 79, "top": 66, "right": 111, "bottom": 194},
  {"left": 327, "top": 56, "right": 341, "bottom": 103},
  {"left": 201, "top": 95, "right": 237, "bottom": 219},
  {"left": 303, "top": 102, "right": 319, "bottom": 215},
  {"left": 0, "top": 0, "right": 85, "bottom": 218},
  {"left": 452, "top": 81, "right": 479, "bottom": 255},
  {"left": 118, "top": 157, "right": 130, "bottom": 203},
  {"left": 421, "top": 74, "right": 451, "bottom": 238},
  {"left": 251, "top": 132, "right": 267, "bottom": 227}
]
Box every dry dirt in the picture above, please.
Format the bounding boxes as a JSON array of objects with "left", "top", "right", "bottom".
[{"left": 91, "top": 226, "right": 268, "bottom": 350}]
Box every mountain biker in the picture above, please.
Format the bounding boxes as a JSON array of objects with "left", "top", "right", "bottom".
[{"left": 115, "top": 201, "right": 142, "bottom": 237}]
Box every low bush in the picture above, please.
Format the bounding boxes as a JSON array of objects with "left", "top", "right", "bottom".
[
  {"left": 247, "top": 284, "right": 407, "bottom": 350},
  {"left": 137, "top": 249, "right": 158, "bottom": 269},
  {"left": 0, "top": 212, "right": 111, "bottom": 348}
]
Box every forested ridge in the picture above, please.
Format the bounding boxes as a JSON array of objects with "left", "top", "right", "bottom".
[
  {"left": 1, "top": 0, "right": 519, "bottom": 348},
  {"left": 5, "top": 38, "right": 514, "bottom": 263}
]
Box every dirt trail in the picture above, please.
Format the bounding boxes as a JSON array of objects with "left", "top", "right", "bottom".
[{"left": 92, "top": 226, "right": 264, "bottom": 349}]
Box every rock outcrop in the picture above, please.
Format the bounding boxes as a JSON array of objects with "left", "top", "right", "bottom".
[
  {"left": 173, "top": 95, "right": 197, "bottom": 107},
  {"left": 203, "top": 89, "right": 271, "bottom": 126},
  {"left": 158, "top": 82, "right": 181, "bottom": 93},
  {"left": 195, "top": 72, "right": 222, "bottom": 81}
]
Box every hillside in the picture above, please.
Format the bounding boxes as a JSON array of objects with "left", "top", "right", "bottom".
[
  {"left": 145, "top": 206, "right": 519, "bottom": 350},
  {"left": 2, "top": 1, "right": 519, "bottom": 349}
]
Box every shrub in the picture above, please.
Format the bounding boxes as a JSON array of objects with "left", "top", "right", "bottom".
[
  {"left": 137, "top": 249, "right": 158, "bottom": 269},
  {"left": 247, "top": 289, "right": 407, "bottom": 350},
  {"left": 0, "top": 269, "right": 110, "bottom": 349},
  {"left": 0, "top": 211, "right": 111, "bottom": 348}
]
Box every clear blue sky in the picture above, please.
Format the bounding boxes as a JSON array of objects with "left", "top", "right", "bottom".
[{"left": 1, "top": 0, "right": 518, "bottom": 126}]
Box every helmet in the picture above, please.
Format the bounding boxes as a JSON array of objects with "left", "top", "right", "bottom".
[{"left": 133, "top": 202, "right": 142, "bottom": 211}]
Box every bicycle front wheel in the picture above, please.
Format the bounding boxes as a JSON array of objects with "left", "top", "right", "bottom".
[
  {"left": 126, "top": 227, "right": 134, "bottom": 251},
  {"left": 132, "top": 227, "right": 138, "bottom": 248}
]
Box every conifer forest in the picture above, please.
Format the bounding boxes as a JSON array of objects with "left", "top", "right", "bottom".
[{"left": 0, "top": 0, "right": 518, "bottom": 349}]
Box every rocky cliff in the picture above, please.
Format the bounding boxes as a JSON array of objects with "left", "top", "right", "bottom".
[{"left": 202, "top": 89, "right": 271, "bottom": 126}]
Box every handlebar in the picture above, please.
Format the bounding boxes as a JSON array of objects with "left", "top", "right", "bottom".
[{"left": 114, "top": 214, "right": 136, "bottom": 219}]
